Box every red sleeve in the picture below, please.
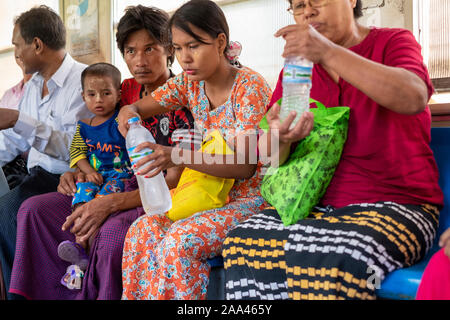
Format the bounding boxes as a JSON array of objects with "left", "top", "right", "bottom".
[
  {"left": 383, "top": 29, "right": 434, "bottom": 99},
  {"left": 120, "top": 78, "right": 142, "bottom": 106}
]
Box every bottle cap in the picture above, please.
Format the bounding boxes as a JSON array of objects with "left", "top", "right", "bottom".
[{"left": 128, "top": 117, "right": 140, "bottom": 125}]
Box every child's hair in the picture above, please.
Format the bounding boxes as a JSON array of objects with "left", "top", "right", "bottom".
[
  {"left": 116, "top": 5, "right": 174, "bottom": 67},
  {"left": 81, "top": 63, "right": 122, "bottom": 91},
  {"left": 168, "top": 0, "right": 231, "bottom": 57}
]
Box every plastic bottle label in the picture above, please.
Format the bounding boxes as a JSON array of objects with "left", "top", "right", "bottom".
[
  {"left": 283, "top": 64, "right": 312, "bottom": 84},
  {"left": 127, "top": 146, "right": 153, "bottom": 167}
]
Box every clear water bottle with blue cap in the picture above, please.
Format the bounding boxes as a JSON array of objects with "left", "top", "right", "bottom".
[
  {"left": 126, "top": 117, "right": 172, "bottom": 215},
  {"left": 279, "top": 56, "right": 313, "bottom": 129}
]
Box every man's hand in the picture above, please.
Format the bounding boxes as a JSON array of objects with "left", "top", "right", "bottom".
[
  {"left": 0, "top": 109, "right": 19, "bottom": 130},
  {"left": 57, "top": 171, "right": 86, "bottom": 196},
  {"left": 62, "top": 197, "right": 112, "bottom": 243}
]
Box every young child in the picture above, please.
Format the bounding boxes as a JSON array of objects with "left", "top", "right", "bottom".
[{"left": 58, "top": 63, "right": 133, "bottom": 290}]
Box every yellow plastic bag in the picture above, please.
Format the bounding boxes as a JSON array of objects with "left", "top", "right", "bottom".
[{"left": 166, "top": 130, "right": 235, "bottom": 221}]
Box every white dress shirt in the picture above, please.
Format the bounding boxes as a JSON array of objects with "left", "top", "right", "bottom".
[{"left": 0, "top": 54, "right": 92, "bottom": 174}]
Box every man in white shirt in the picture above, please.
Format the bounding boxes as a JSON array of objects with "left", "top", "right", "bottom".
[
  {"left": 0, "top": 55, "right": 32, "bottom": 191},
  {"left": 0, "top": 6, "right": 91, "bottom": 300}
]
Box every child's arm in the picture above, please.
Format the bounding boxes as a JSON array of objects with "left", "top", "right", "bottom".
[
  {"left": 69, "top": 124, "right": 103, "bottom": 185},
  {"left": 75, "top": 159, "right": 103, "bottom": 185}
]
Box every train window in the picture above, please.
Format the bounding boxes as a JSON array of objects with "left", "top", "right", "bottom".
[{"left": 415, "top": 0, "right": 450, "bottom": 92}]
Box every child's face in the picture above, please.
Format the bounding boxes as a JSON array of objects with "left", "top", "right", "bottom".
[{"left": 82, "top": 75, "right": 121, "bottom": 117}]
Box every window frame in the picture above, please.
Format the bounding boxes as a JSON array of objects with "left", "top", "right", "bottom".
[{"left": 414, "top": 0, "right": 450, "bottom": 93}]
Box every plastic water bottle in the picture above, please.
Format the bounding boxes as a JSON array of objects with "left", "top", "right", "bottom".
[
  {"left": 279, "top": 56, "right": 313, "bottom": 129},
  {"left": 126, "top": 117, "right": 172, "bottom": 215}
]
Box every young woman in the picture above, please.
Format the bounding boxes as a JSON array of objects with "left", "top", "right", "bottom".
[
  {"left": 119, "top": 0, "right": 272, "bottom": 300},
  {"left": 9, "top": 5, "right": 194, "bottom": 300},
  {"left": 222, "top": 0, "right": 443, "bottom": 300}
]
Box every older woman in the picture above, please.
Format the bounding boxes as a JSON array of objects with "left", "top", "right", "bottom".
[
  {"left": 9, "top": 5, "right": 194, "bottom": 300},
  {"left": 223, "top": 0, "right": 443, "bottom": 300}
]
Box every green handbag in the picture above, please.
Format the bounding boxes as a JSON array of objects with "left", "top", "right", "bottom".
[{"left": 260, "top": 99, "right": 350, "bottom": 226}]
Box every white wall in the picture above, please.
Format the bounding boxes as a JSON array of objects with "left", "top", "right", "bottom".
[
  {"left": 1, "top": 0, "right": 411, "bottom": 96},
  {"left": 0, "top": 50, "right": 20, "bottom": 96},
  {"left": 113, "top": 0, "right": 293, "bottom": 89},
  {"left": 113, "top": 0, "right": 409, "bottom": 90},
  {"left": 0, "top": 0, "right": 59, "bottom": 97},
  {"left": 359, "top": 0, "right": 409, "bottom": 30}
]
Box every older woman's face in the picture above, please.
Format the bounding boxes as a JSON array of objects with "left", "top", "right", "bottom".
[
  {"left": 291, "top": 0, "right": 357, "bottom": 44},
  {"left": 123, "top": 28, "right": 170, "bottom": 86}
]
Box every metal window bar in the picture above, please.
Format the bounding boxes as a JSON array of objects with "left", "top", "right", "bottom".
[{"left": 427, "top": 0, "right": 450, "bottom": 91}]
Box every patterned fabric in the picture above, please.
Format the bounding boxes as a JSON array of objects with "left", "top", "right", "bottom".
[
  {"left": 69, "top": 111, "right": 130, "bottom": 171},
  {"left": 121, "top": 78, "right": 196, "bottom": 148},
  {"left": 122, "top": 196, "right": 267, "bottom": 300},
  {"left": 71, "top": 169, "right": 133, "bottom": 207},
  {"left": 9, "top": 184, "right": 144, "bottom": 300},
  {"left": 151, "top": 67, "right": 272, "bottom": 200},
  {"left": 260, "top": 102, "right": 349, "bottom": 225},
  {"left": 0, "top": 167, "right": 60, "bottom": 300},
  {"left": 121, "top": 66, "right": 272, "bottom": 300},
  {"left": 223, "top": 202, "right": 439, "bottom": 300}
]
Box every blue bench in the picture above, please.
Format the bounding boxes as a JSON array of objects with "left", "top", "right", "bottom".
[{"left": 207, "top": 127, "right": 450, "bottom": 300}]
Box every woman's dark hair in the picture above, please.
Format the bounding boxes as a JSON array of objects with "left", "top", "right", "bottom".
[
  {"left": 168, "top": 0, "right": 231, "bottom": 55},
  {"left": 116, "top": 5, "right": 174, "bottom": 66},
  {"left": 288, "top": 0, "right": 363, "bottom": 19},
  {"left": 14, "top": 5, "right": 66, "bottom": 50},
  {"left": 81, "top": 63, "right": 122, "bottom": 91}
]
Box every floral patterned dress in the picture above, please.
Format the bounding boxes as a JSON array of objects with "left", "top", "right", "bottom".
[{"left": 121, "top": 67, "right": 272, "bottom": 300}]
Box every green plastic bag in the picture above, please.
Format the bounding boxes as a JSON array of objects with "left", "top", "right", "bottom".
[{"left": 260, "top": 99, "right": 350, "bottom": 226}]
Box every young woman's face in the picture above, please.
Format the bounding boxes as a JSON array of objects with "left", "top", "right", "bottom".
[
  {"left": 291, "top": 0, "right": 357, "bottom": 45},
  {"left": 172, "top": 24, "right": 226, "bottom": 81},
  {"left": 123, "top": 29, "right": 170, "bottom": 86},
  {"left": 82, "top": 76, "right": 120, "bottom": 118}
]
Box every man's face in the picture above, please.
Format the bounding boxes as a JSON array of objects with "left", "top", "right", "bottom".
[
  {"left": 12, "top": 24, "right": 39, "bottom": 75},
  {"left": 123, "top": 29, "right": 169, "bottom": 86}
]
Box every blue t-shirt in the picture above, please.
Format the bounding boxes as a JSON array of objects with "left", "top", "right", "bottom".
[{"left": 69, "top": 110, "right": 131, "bottom": 172}]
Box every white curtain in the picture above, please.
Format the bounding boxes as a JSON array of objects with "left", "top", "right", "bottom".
[{"left": 428, "top": 0, "right": 450, "bottom": 80}]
